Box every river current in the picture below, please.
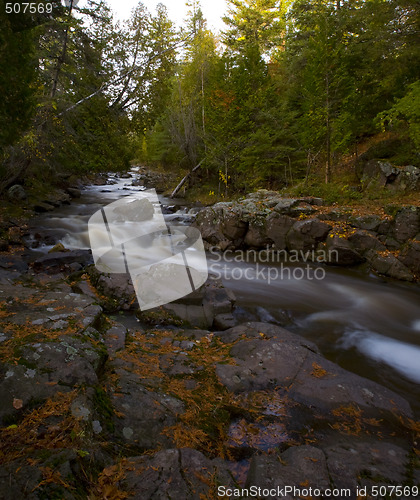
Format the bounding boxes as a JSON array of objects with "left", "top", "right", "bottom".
[{"left": 27, "top": 169, "right": 420, "bottom": 414}]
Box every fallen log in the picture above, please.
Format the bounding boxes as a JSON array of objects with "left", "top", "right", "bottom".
[{"left": 170, "top": 160, "right": 203, "bottom": 199}]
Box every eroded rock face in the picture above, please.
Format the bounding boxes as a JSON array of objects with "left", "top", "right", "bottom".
[
  {"left": 193, "top": 191, "right": 420, "bottom": 281},
  {"left": 215, "top": 322, "right": 412, "bottom": 417}
]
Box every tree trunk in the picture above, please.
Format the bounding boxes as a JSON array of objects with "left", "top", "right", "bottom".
[{"left": 51, "top": 0, "right": 73, "bottom": 98}]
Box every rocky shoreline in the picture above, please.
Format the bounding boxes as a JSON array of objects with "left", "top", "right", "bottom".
[
  {"left": 193, "top": 190, "right": 420, "bottom": 283},
  {"left": 0, "top": 179, "right": 419, "bottom": 498},
  {"left": 0, "top": 243, "right": 418, "bottom": 498}
]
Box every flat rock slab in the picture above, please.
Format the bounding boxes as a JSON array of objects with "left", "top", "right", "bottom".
[
  {"left": 215, "top": 322, "right": 412, "bottom": 417},
  {"left": 117, "top": 448, "right": 235, "bottom": 499},
  {"left": 108, "top": 362, "right": 184, "bottom": 450}
]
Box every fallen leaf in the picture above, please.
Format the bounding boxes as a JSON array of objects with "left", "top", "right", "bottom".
[{"left": 13, "top": 398, "right": 23, "bottom": 409}]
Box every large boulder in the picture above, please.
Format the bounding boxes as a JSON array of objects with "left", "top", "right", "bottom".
[
  {"left": 266, "top": 212, "right": 295, "bottom": 250},
  {"left": 361, "top": 160, "right": 400, "bottom": 189},
  {"left": 398, "top": 239, "right": 420, "bottom": 276},
  {"left": 286, "top": 219, "right": 331, "bottom": 252},
  {"left": 215, "top": 323, "right": 412, "bottom": 417},
  {"left": 244, "top": 216, "right": 272, "bottom": 248},
  {"left": 7, "top": 184, "right": 26, "bottom": 201},
  {"left": 194, "top": 203, "right": 246, "bottom": 248},
  {"left": 393, "top": 206, "right": 420, "bottom": 242},
  {"left": 325, "top": 235, "right": 364, "bottom": 266},
  {"left": 366, "top": 249, "right": 415, "bottom": 281},
  {"left": 347, "top": 229, "right": 387, "bottom": 254}
]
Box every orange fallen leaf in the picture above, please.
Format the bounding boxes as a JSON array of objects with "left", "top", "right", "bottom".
[{"left": 13, "top": 398, "right": 23, "bottom": 409}]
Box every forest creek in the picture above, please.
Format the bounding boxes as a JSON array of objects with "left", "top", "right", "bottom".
[
  {"left": 1, "top": 0, "right": 420, "bottom": 497},
  {"left": 0, "top": 167, "right": 418, "bottom": 499}
]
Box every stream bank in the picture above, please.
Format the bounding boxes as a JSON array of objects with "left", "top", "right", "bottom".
[{"left": 0, "top": 170, "right": 419, "bottom": 498}]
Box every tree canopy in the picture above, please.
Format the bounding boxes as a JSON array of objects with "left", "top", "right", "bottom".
[{"left": 1, "top": 0, "right": 418, "bottom": 195}]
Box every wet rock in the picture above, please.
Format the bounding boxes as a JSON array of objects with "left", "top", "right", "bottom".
[
  {"left": 216, "top": 323, "right": 412, "bottom": 418},
  {"left": 288, "top": 349, "right": 412, "bottom": 416},
  {"left": 349, "top": 215, "right": 382, "bottom": 232},
  {"left": 32, "top": 250, "right": 93, "bottom": 274},
  {"left": 244, "top": 217, "right": 271, "bottom": 248},
  {"left": 117, "top": 448, "right": 234, "bottom": 499},
  {"left": 366, "top": 249, "right": 414, "bottom": 281},
  {"left": 393, "top": 206, "right": 420, "bottom": 242},
  {"left": 7, "top": 184, "right": 26, "bottom": 201},
  {"left": 164, "top": 303, "right": 213, "bottom": 328},
  {"left": 215, "top": 327, "right": 318, "bottom": 393},
  {"left": 347, "top": 230, "right": 387, "bottom": 254},
  {"left": 204, "top": 279, "right": 236, "bottom": 314},
  {"left": 44, "top": 189, "right": 71, "bottom": 206},
  {"left": 266, "top": 213, "right": 295, "bottom": 250},
  {"left": 66, "top": 187, "right": 81, "bottom": 198},
  {"left": 165, "top": 279, "right": 236, "bottom": 329},
  {"left": 399, "top": 239, "right": 420, "bottom": 276},
  {"left": 213, "top": 313, "right": 236, "bottom": 330},
  {"left": 287, "top": 219, "right": 331, "bottom": 252},
  {"left": 33, "top": 201, "right": 55, "bottom": 213},
  {"left": 325, "top": 235, "right": 364, "bottom": 266},
  {"left": 48, "top": 242, "right": 68, "bottom": 253}
]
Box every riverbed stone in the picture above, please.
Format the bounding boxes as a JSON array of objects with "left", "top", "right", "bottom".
[
  {"left": 347, "top": 230, "right": 387, "bottom": 254},
  {"left": 366, "top": 249, "right": 414, "bottom": 281},
  {"left": 32, "top": 250, "right": 93, "bottom": 274},
  {"left": 266, "top": 213, "right": 295, "bottom": 250},
  {"left": 287, "top": 219, "right": 331, "bottom": 252},
  {"left": 398, "top": 239, "right": 420, "bottom": 276},
  {"left": 33, "top": 201, "right": 55, "bottom": 213},
  {"left": 213, "top": 313, "right": 236, "bottom": 330},
  {"left": 216, "top": 323, "right": 412, "bottom": 418},
  {"left": 244, "top": 217, "right": 271, "bottom": 248},
  {"left": 325, "top": 235, "right": 364, "bottom": 266}
]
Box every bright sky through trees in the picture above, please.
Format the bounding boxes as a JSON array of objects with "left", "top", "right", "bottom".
[{"left": 104, "top": 0, "right": 228, "bottom": 31}]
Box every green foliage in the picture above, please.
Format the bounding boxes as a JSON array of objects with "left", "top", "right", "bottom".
[
  {"left": 1, "top": 0, "right": 418, "bottom": 196},
  {"left": 377, "top": 81, "right": 420, "bottom": 151}
]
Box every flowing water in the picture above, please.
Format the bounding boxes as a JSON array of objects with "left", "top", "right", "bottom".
[{"left": 27, "top": 169, "right": 420, "bottom": 414}]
